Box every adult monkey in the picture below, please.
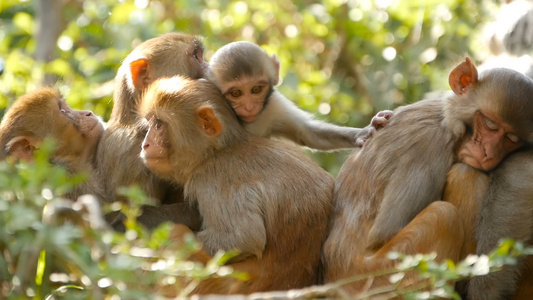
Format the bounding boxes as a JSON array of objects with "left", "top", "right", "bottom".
[
  {"left": 0, "top": 88, "right": 105, "bottom": 201},
  {"left": 449, "top": 4, "right": 533, "bottom": 297},
  {"left": 139, "top": 76, "right": 333, "bottom": 295},
  {"left": 96, "top": 33, "right": 205, "bottom": 229},
  {"left": 322, "top": 58, "right": 533, "bottom": 293}
]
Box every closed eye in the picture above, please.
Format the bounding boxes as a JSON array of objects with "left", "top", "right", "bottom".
[
  {"left": 483, "top": 116, "right": 499, "bottom": 131},
  {"left": 506, "top": 133, "right": 520, "bottom": 143}
]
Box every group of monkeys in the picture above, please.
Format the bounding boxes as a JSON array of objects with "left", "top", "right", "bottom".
[{"left": 0, "top": 32, "right": 532, "bottom": 299}]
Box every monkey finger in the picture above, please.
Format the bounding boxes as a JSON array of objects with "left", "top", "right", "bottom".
[
  {"left": 355, "top": 127, "right": 377, "bottom": 147},
  {"left": 371, "top": 110, "right": 394, "bottom": 130},
  {"left": 376, "top": 109, "right": 394, "bottom": 119}
]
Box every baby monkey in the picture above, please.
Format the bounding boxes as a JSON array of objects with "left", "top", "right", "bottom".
[{"left": 207, "top": 41, "right": 390, "bottom": 151}]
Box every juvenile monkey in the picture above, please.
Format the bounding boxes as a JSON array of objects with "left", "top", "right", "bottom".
[
  {"left": 207, "top": 41, "right": 391, "bottom": 151},
  {"left": 322, "top": 58, "right": 533, "bottom": 292},
  {"left": 0, "top": 88, "right": 105, "bottom": 200},
  {"left": 444, "top": 151, "right": 533, "bottom": 300},
  {"left": 96, "top": 33, "right": 205, "bottom": 230},
  {"left": 139, "top": 76, "right": 334, "bottom": 294}
]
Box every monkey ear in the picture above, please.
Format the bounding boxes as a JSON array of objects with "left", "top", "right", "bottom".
[
  {"left": 197, "top": 107, "right": 222, "bottom": 137},
  {"left": 449, "top": 57, "right": 479, "bottom": 95},
  {"left": 270, "top": 54, "right": 280, "bottom": 86},
  {"left": 130, "top": 58, "right": 150, "bottom": 91},
  {"left": 6, "top": 136, "right": 38, "bottom": 161}
]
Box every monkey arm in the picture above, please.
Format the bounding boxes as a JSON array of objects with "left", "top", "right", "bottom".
[
  {"left": 367, "top": 165, "right": 449, "bottom": 251},
  {"left": 467, "top": 150, "right": 533, "bottom": 300},
  {"left": 245, "top": 91, "right": 364, "bottom": 151},
  {"left": 194, "top": 185, "right": 267, "bottom": 260},
  {"left": 443, "top": 163, "right": 489, "bottom": 259}
]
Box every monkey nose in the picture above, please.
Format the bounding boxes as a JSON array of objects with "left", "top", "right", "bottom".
[
  {"left": 142, "top": 143, "right": 149, "bottom": 150},
  {"left": 245, "top": 104, "right": 255, "bottom": 112}
]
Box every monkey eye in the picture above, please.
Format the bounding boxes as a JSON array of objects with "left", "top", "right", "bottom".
[
  {"left": 251, "top": 86, "right": 263, "bottom": 94},
  {"left": 229, "top": 89, "right": 242, "bottom": 98},
  {"left": 483, "top": 116, "right": 499, "bottom": 131},
  {"left": 506, "top": 133, "right": 520, "bottom": 143},
  {"left": 154, "top": 118, "right": 163, "bottom": 130},
  {"left": 193, "top": 46, "right": 204, "bottom": 63},
  {"left": 60, "top": 109, "right": 66, "bottom": 113}
]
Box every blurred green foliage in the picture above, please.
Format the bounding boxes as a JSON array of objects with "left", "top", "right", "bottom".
[
  {"left": 0, "top": 141, "right": 531, "bottom": 299},
  {"left": 1, "top": 3, "right": 532, "bottom": 298},
  {"left": 0, "top": 0, "right": 499, "bottom": 174},
  {"left": 0, "top": 141, "right": 244, "bottom": 299}
]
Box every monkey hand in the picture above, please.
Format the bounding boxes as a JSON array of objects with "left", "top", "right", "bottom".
[
  {"left": 371, "top": 110, "right": 393, "bottom": 130},
  {"left": 355, "top": 110, "right": 393, "bottom": 147}
]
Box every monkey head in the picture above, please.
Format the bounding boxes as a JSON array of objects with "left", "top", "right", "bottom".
[
  {"left": 446, "top": 57, "right": 533, "bottom": 171},
  {"left": 123, "top": 33, "right": 207, "bottom": 93},
  {"left": 139, "top": 76, "right": 245, "bottom": 184},
  {"left": 0, "top": 88, "right": 105, "bottom": 163},
  {"left": 110, "top": 33, "right": 208, "bottom": 126},
  {"left": 207, "top": 41, "right": 280, "bottom": 123}
]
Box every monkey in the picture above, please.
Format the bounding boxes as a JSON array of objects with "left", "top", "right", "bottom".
[
  {"left": 322, "top": 58, "right": 533, "bottom": 292},
  {"left": 0, "top": 87, "right": 106, "bottom": 201},
  {"left": 444, "top": 150, "right": 533, "bottom": 300},
  {"left": 138, "top": 75, "right": 334, "bottom": 295},
  {"left": 95, "top": 32, "right": 206, "bottom": 230},
  {"left": 207, "top": 41, "right": 392, "bottom": 151}
]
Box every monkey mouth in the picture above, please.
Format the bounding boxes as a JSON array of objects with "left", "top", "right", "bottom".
[
  {"left": 240, "top": 115, "right": 257, "bottom": 123},
  {"left": 140, "top": 151, "right": 167, "bottom": 163}
]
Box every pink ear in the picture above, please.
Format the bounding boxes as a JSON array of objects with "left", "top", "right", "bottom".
[
  {"left": 449, "top": 57, "right": 479, "bottom": 95},
  {"left": 130, "top": 58, "right": 150, "bottom": 90},
  {"left": 7, "top": 136, "right": 37, "bottom": 161},
  {"left": 270, "top": 54, "right": 280, "bottom": 86},
  {"left": 197, "top": 107, "right": 222, "bottom": 137}
]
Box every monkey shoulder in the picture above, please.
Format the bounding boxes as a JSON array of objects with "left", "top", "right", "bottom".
[
  {"left": 194, "top": 137, "right": 332, "bottom": 185},
  {"left": 187, "top": 137, "right": 333, "bottom": 210}
]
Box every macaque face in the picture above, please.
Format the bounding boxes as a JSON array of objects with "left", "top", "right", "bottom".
[
  {"left": 56, "top": 99, "right": 105, "bottom": 153},
  {"left": 0, "top": 89, "right": 105, "bottom": 162},
  {"left": 140, "top": 117, "right": 173, "bottom": 176},
  {"left": 458, "top": 111, "right": 523, "bottom": 171},
  {"left": 222, "top": 76, "right": 270, "bottom": 123}
]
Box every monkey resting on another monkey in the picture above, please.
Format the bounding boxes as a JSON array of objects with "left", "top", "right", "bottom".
[
  {"left": 445, "top": 152, "right": 533, "bottom": 300},
  {"left": 0, "top": 87, "right": 106, "bottom": 201},
  {"left": 139, "top": 76, "right": 334, "bottom": 295},
  {"left": 322, "top": 57, "right": 533, "bottom": 296},
  {"left": 96, "top": 32, "right": 206, "bottom": 230},
  {"left": 207, "top": 41, "right": 392, "bottom": 151}
]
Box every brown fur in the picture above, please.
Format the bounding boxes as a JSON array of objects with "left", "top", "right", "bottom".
[
  {"left": 140, "top": 76, "right": 334, "bottom": 294},
  {"left": 207, "top": 41, "right": 389, "bottom": 151},
  {"left": 322, "top": 59, "right": 533, "bottom": 292},
  {"left": 325, "top": 201, "right": 464, "bottom": 296},
  {"left": 0, "top": 88, "right": 105, "bottom": 201},
  {"left": 94, "top": 33, "right": 206, "bottom": 229},
  {"left": 446, "top": 149, "right": 533, "bottom": 299}
]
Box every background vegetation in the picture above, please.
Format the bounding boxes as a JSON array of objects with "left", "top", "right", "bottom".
[
  {"left": 2, "top": 1, "right": 532, "bottom": 299},
  {"left": 0, "top": 0, "right": 500, "bottom": 174}
]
